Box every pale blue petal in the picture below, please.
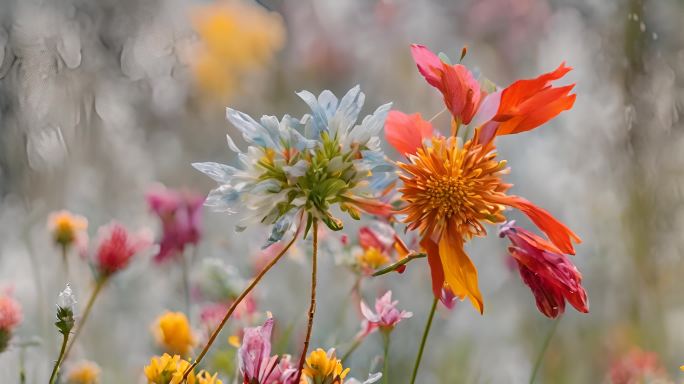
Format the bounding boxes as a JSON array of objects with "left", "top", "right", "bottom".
[
  {"left": 263, "top": 209, "right": 296, "bottom": 249},
  {"left": 204, "top": 185, "right": 241, "bottom": 213},
  {"left": 226, "top": 108, "right": 276, "bottom": 148},
  {"left": 192, "top": 162, "right": 239, "bottom": 183},
  {"left": 225, "top": 134, "right": 240, "bottom": 152},
  {"left": 297, "top": 90, "right": 328, "bottom": 138}
]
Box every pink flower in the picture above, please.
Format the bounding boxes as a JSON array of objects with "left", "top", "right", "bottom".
[
  {"left": 359, "top": 291, "right": 412, "bottom": 337},
  {"left": 499, "top": 221, "right": 588, "bottom": 318},
  {"left": 384, "top": 111, "right": 434, "bottom": 156},
  {"left": 0, "top": 294, "right": 22, "bottom": 332},
  {"left": 94, "top": 222, "right": 151, "bottom": 277},
  {"left": 146, "top": 186, "right": 204, "bottom": 263},
  {"left": 609, "top": 348, "right": 668, "bottom": 384},
  {"left": 239, "top": 317, "right": 283, "bottom": 384}
]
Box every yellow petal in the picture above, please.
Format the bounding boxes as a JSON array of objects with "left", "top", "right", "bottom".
[{"left": 438, "top": 234, "right": 484, "bottom": 314}]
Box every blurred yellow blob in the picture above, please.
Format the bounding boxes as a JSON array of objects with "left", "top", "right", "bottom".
[
  {"left": 197, "top": 371, "right": 223, "bottom": 384},
  {"left": 356, "top": 247, "right": 390, "bottom": 270},
  {"left": 191, "top": 0, "right": 285, "bottom": 102},
  {"left": 152, "top": 311, "right": 196, "bottom": 356},
  {"left": 65, "top": 360, "right": 101, "bottom": 384}
]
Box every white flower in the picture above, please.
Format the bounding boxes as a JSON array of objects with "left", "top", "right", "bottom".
[{"left": 57, "top": 283, "right": 77, "bottom": 312}]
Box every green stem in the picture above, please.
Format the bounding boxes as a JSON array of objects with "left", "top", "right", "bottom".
[
  {"left": 61, "top": 244, "right": 69, "bottom": 276},
  {"left": 182, "top": 232, "right": 298, "bottom": 381},
  {"left": 382, "top": 332, "right": 391, "bottom": 384},
  {"left": 372, "top": 253, "right": 426, "bottom": 277},
  {"left": 48, "top": 333, "right": 69, "bottom": 384},
  {"left": 181, "top": 248, "right": 192, "bottom": 319},
  {"left": 62, "top": 278, "right": 107, "bottom": 362},
  {"left": 410, "top": 296, "right": 438, "bottom": 384},
  {"left": 341, "top": 337, "right": 362, "bottom": 363},
  {"left": 528, "top": 318, "right": 560, "bottom": 384},
  {"left": 294, "top": 220, "right": 319, "bottom": 383}
]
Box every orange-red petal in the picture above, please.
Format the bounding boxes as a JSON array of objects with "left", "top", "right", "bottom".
[
  {"left": 494, "top": 63, "right": 576, "bottom": 135},
  {"left": 420, "top": 237, "right": 445, "bottom": 302},
  {"left": 384, "top": 110, "right": 434, "bottom": 156},
  {"left": 504, "top": 196, "right": 581, "bottom": 255}
]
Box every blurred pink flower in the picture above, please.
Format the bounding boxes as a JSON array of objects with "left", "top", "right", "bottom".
[
  {"left": 359, "top": 291, "right": 412, "bottom": 337},
  {"left": 146, "top": 186, "right": 204, "bottom": 263},
  {"left": 499, "top": 221, "right": 588, "bottom": 318},
  {"left": 0, "top": 294, "right": 22, "bottom": 331},
  {"left": 609, "top": 348, "right": 669, "bottom": 384},
  {"left": 94, "top": 222, "right": 151, "bottom": 277}
]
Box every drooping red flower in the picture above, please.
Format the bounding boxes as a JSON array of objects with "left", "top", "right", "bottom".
[
  {"left": 499, "top": 221, "right": 588, "bottom": 318},
  {"left": 411, "top": 44, "right": 483, "bottom": 125},
  {"left": 94, "top": 222, "right": 150, "bottom": 277},
  {"left": 146, "top": 185, "right": 204, "bottom": 263}
]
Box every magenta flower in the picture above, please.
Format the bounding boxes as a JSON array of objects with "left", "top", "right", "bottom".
[
  {"left": 359, "top": 291, "right": 412, "bottom": 337},
  {"left": 94, "top": 222, "right": 151, "bottom": 277},
  {"left": 499, "top": 221, "right": 589, "bottom": 318},
  {"left": 146, "top": 186, "right": 204, "bottom": 263}
]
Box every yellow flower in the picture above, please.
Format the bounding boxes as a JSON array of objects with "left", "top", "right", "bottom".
[
  {"left": 152, "top": 312, "right": 196, "bottom": 356},
  {"left": 191, "top": 0, "right": 285, "bottom": 102},
  {"left": 48, "top": 210, "right": 87, "bottom": 248},
  {"left": 196, "top": 371, "right": 223, "bottom": 384},
  {"left": 65, "top": 360, "right": 101, "bottom": 384},
  {"left": 144, "top": 353, "right": 196, "bottom": 384},
  {"left": 356, "top": 247, "right": 390, "bottom": 271},
  {"left": 302, "top": 348, "right": 349, "bottom": 383}
]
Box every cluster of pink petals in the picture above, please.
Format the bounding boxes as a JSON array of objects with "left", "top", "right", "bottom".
[
  {"left": 359, "top": 291, "right": 412, "bottom": 337},
  {"left": 608, "top": 348, "right": 668, "bottom": 384},
  {"left": 0, "top": 293, "right": 22, "bottom": 332},
  {"left": 146, "top": 186, "right": 204, "bottom": 263},
  {"left": 239, "top": 318, "right": 296, "bottom": 384},
  {"left": 499, "top": 221, "right": 588, "bottom": 318},
  {"left": 94, "top": 222, "right": 151, "bottom": 277}
]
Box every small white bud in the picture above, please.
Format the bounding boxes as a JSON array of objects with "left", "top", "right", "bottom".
[{"left": 57, "top": 283, "right": 77, "bottom": 312}]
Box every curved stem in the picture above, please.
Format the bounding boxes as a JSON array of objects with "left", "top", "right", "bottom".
[
  {"left": 372, "top": 253, "right": 426, "bottom": 277},
  {"left": 62, "top": 278, "right": 106, "bottom": 362},
  {"left": 180, "top": 248, "right": 192, "bottom": 319},
  {"left": 294, "top": 220, "right": 319, "bottom": 383},
  {"left": 48, "top": 333, "right": 69, "bottom": 384},
  {"left": 61, "top": 244, "right": 69, "bottom": 276},
  {"left": 341, "top": 337, "right": 362, "bottom": 364},
  {"left": 528, "top": 318, "right": 560, "bottom": 384},
  {"left": 381, "top": 332, "right": 391, "bottom": 384},
  {"left": 182, "top": 233, "right": 298, "bottom": 381},
  {"left": 410, "top": 296, "right": 438, "bottom": 384}
]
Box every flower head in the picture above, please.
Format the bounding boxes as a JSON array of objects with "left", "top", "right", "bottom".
[
  {"left": 386, "top": 44, "right": 582, "bottom": 314},
  {"left": 146, "top": 186, "right": 204, "bottom": 263},
  {"left": 144, "top": 353, "right": 196, "bottom": 384},
  {"left": 193, "top": 86, "right": 394, "bottom": 246},
  {"left": 302, "top": 348, "right": 349, "bottom": 384},
  {"left": 153, "top": 311, "right": 196, "bottom": 356},
  {"left": 58, "top": 283, "right": 77, "bottom": 313},
  {"left": 56, "top": 284, "right": 76, "bottom": 336},
  {"left": 48, "top": 210, "right": 88, "bottom": 250},
  {"left": 499, "top": 222, "right": 588, "bottom": 318},
  {"left": 93, "top": 222, "right": 150, "bottom": 277},
  {"left": 238, "top": 317, "right": 282, "bottom": 384},
  {"left": 0, "top": 291, "right": 22, "bottom": 353},
  {"left": 65, "top": 360, "right": 101, "bottom": 384},
  {"left": 609, "top": 348, "right": 669, "bottom": 384},
  {"left": 359, "top": 291, "right": 412, "bottom": 336}
]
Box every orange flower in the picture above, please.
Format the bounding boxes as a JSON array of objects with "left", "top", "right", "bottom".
[
  {"left": 411, "top": 44, "right": 483, "bottom": 125},
  {"left": 492, "top": 63, "right": 576, "bottom": 136}
]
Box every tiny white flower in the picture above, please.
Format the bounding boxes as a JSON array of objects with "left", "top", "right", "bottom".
[{"left": 57, "top": 283, "right": 77, "bottom": 312}]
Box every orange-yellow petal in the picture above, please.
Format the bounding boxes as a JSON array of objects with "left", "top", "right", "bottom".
[{"left": 437, "top": 233, "right": 483, "bottom": 314}]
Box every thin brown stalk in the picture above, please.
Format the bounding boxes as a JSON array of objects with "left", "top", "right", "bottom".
[
  {"left": 294, "top": 220, "right": 319, "bottom": 383},
  {"left": 182, "top": 232, "right": 298, "bottom": 381}
]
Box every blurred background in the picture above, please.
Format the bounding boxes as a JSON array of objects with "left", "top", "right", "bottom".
[{"left": 0, "top": 0, "right": 683, "bottom": 382}]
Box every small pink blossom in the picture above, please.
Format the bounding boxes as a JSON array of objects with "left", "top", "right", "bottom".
[
  {"left": 146, "top": 186, "right": 204, "bottom": 263},
  {"left": 94, "top": 222, "right": 151, "bottom": 277},
  {"left": 239, "top": 317, "right": 280, "bottom": 384},
  {"left": 0, "top": 294, "right": 22, "bottom": 331},
  {"left": 359, "top": 291, "right": 412, "bottom": 337}
]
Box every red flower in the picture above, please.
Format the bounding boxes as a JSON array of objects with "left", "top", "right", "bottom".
[
  {"left": 94, "top": 222, "right": 150, "bottom": 277},
  {"left": 499, "top": 222, "right": 588, "bottom": 318},
  {"left": 411, "top": 44, "right": 483, "bottom": 125}
]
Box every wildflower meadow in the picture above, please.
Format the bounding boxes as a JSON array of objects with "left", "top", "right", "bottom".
[{"left": 0, "top": 0, "right": 682, "bottom": 383}]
